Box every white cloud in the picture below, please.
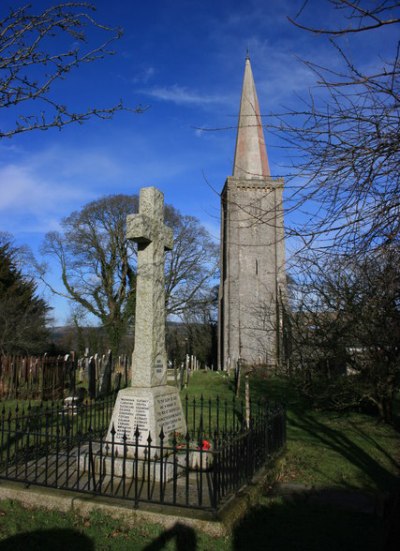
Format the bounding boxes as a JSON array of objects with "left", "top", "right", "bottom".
[
  {"left": 0, "top": 144, "right": 126, "bottom": 234},
  {"left": 25, "top": 145, "right": 124, "bottom": 182},
  {"left": 132, "top": 66, "right": 156, "bottom": 83},
  {"left": 140, "top": 84, "right": 231, "bottom": 107},
  {"left": 0, "top": 137, "right": 209, "bottom": 235},
  {"left": 0, "top": 162, "right": 94, "bottom": 233}
]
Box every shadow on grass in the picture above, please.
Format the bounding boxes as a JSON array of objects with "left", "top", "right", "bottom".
[
  {"left": 232, "top": 497, "right": 386, "bottom": 551},
  {"left": 0, "top": 528, "right": 94, "bottom": 551},
  {"left": 290, "top": 413, "right": 400, "bottom": 491},
  {"left": 142, "top": 522, "right": 197, "bottom": 550},
  {"left": 347, "top": 419, "right": 400, "bottom": 471}
]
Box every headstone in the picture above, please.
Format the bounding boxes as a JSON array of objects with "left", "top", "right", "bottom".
[
  {"left": 99, "top": 350, "right": 112, "bottom": 396},
  {"left": 105, "top": 187, "right": 186, "bottom": 457},
  {"left": 88, "top": 356, "right": 96, "bottom": 399}
]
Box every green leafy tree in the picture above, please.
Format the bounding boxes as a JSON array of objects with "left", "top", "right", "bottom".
[{"left": 0, "top": 235, "right": 50, "bottom": 354}]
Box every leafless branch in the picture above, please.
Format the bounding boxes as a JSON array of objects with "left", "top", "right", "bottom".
[{"left": 0, "top": 2, "right": 146, "bottom": 138}]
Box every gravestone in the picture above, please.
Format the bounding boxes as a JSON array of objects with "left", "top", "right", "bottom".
[
  {"left": 88, "top": 356, "right": 96, "bottom": 399},
  {"left": 99, "top": 350, "right": 112, "bottom": 396},
  {"left": 105, "top": 187, "right": 186, "bottom": 458}
]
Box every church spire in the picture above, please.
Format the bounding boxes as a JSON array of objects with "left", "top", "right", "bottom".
[{"left": 233, "top": 57, "right": 270, "bottom": 179}]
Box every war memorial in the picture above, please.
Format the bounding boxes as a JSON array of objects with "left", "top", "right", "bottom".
[{"left": 0, "top": 58, "right": 286, "bottom": 518}]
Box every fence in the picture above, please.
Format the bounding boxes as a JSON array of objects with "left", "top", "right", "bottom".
[
  {"left": 0, "top": 354, "right": 129, "bottom": 401},
  {"left": 0, "top": 394, "right": 286, "bottom": 512},
  {"left": 0, "top": 355, "right": 76, "bottom": 400}
]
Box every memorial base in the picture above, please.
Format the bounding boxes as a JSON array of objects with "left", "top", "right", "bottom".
[
  {"left": 105, "top": 385, "right": 186, "bottom": 459},
  {"left": 78, "top": 445, "right": 212, "bottom": 483},
  {"left": 78, "top": 444, "right": 185, "bottom": 482}
]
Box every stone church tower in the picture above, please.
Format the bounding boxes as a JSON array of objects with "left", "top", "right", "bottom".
[{"left": 218, "top": 57, "right": 286, "bottom": 370}]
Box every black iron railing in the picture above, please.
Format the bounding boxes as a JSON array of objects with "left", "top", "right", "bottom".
[{"left": 0, "top": 394, "right": 286, "bottom": 512}]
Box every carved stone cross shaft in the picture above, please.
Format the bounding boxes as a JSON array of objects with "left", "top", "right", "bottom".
[{"left": 126, "top": 187, "right": 173, "bottom": 387}]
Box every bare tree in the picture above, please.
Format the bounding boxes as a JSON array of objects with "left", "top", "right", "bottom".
[
  {"left": 164, "top": 206, "right": 219, "bottom": 318},
  {"left": 288, "top": 244, "right": 400, "bottom": 423},
  {"left": 280, "top": 0, "right": 400, "bottom": 255},
  {"left": 169, "top": 284, "right": 218, "bottom": 368},
  {"left": 41, "top": 194, "right": 218, "bottom": 354},
  {"left": 0, "top": 2, "right": 144, "bottom": 139},
  {"left": 41, "top": 195, "right": 135, "bottom": 353}
]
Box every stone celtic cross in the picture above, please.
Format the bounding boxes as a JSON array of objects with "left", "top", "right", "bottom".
[{"left": 127, "top": 187, "right": 173, "bottom": 387}]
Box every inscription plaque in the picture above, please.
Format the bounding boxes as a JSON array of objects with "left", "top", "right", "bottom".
[
  {"left": 154, "top": 355, "right": 164, "bottom": 376},
  {"left": 115, "top": 396, "right": 150, "bottom": 444},
  {"left": 155, "top": 393, "right": 183, "bottom": 433}
]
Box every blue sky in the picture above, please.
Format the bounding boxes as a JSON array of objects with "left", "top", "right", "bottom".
[{"left": 0, "top": 0, "right": 396, "bottom": 325}]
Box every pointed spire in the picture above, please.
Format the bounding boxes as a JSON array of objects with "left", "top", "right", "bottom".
[{"left": 233, "top": 57, "right": 270, "bottom": 179}]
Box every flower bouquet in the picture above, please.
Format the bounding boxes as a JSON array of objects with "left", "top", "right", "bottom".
[
  {"left": 169, "top": 431, "right": 187, "bottom": 451},
  {"left": 189, "top": 438, "right": 213, "bottom": 471}
]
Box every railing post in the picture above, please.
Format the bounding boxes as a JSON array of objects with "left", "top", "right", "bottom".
[
  {"left": 24, "top": 406, "right": 31, "bottom": 484},
  {"left": 159, "top": 427, "right": 165, "bottom": 504},
  {"left": 172, "top": 431, "right": 177, "bottom": 505},
  {"left": 211, "top": 430, "right": 220, "bottom": 510},
  {"left": 185, "top": 430, "right": 190, "bottom": 506},
  {"left": 146, "top": 433, "right": 152, "bottom": 499},
  {"left": 97, "top": 432, "right": 104, "bottom": 495},
  {"left": 87, "top": 425, "right": 96, "bottom": 491},
  {"left": 122, "top": 431, "right": 127, "bottom": 498},
  {"left": 110, "top": 424, "right": 116, "bottom": 494},
  {"left": 134, "top": 425, "right": 140, "bottom": 508}
]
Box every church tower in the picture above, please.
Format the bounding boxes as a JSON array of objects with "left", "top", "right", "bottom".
[{"left": 218, "top": 57, "right": 286, "bottom": 370}]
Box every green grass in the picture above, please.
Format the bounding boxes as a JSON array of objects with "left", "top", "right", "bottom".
[
  {"left": 0, "top": 371, "right": 399, "bottom": 549},
  {"left": 181, "top": 371, "right": 246, "bottom": 434},
  {"left": 232, "top": 495, "right": 386, "bottom": 551},
  {"left": 184, "top": 371, "right": 400, "bottom": 493},
  {"left": 281, "top": 409, "right": 400, "bottom": 491},
  {"left": 182, "top": 370, "right": 235, "bottom": 400},
  {"left": 2, "top": 371, "right": 400, "bottom": 493},
  {"left": 0, "top": 500, "right": 229, "bottom": 551},
  {"left": 250, "top": 374, "right": 400, "bottom": 492},
  {"left": 0, "top": 498, "right": 388, "bottom": 551}
]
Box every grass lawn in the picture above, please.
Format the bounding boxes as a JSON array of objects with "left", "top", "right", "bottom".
[
  {"left": 0, "top": 370, "right": 399, "bottom": 549},
  {"left": 0, "top": 500, "right": 232, "bottom": 551},
  {"left": 184, "top": 371, "right": 400, "bottom": 493},
  {"left": 0, "top": 496, "right": 388, "bottom": 551},
  {"left": 281, "top": 408, "right": 400, "bottom": 491}
]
